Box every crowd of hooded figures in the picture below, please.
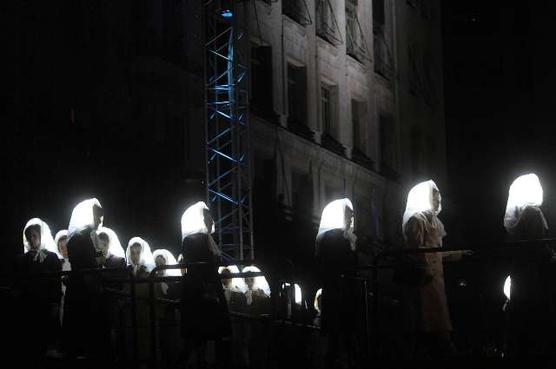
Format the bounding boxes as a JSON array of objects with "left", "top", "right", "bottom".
[{"left": 10, "top": 173, "right": 556, "bottom": 368}]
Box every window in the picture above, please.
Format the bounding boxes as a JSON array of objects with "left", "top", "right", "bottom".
[
  {"left": 287, "top": 64, "right": 307, "bottom": 126},
  {"left": 316, "top": 0, "right": 342, "bottom": 45},
  {"left": 282, "top": 0, "right": 312, "bottom": 26},
  {"left": 379, "top": 114, "right": 396, "bottom": 168},
  {"left": 373, "top": 0, "right": 385, "bottom": 27},
  {"left": 251, "top": 45, "right": 274, "bottom": 119},
  {"left": 321, "top": 84, "right": 332, "bottom": 136},
  {"left": 345, "top": 0, "right": 369, "bottom": 62},
  {"left": 351, "top": 99, "right": 365, "bottom": 152}
]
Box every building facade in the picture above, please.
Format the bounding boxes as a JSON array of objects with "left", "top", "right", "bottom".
[{"left": 245, "top": 0, "right": 446, "bottom": 255}]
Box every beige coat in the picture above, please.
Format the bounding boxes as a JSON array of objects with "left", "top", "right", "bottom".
[{"left": 405, "top": 212, "right": 462, "bottom": 332}]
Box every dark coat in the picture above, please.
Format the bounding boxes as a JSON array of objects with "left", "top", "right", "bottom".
[
  {"left": 180, "top": 233, "right": 231, "bottom": 339},
  {"left": 316, "top": 229, "right": 358, "bottom": 334},
  {"left": 15, "top": 250, "right": 62, "bottom": 304}
]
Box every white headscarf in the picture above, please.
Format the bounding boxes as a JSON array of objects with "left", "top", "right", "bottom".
[
  {"left": 242, "top": 265, "right": 271, "bottom": 297},
  {"left": 68, "top": 198, "right": 102, "bottom": 237},
  {"left": 180, "top": 201, "right": 221, "bottom": 256},
  {"left": 54, "top": 230, "right": 68, "bottom": 248},
  {"left": 152, "top": 249, "right": 182, "bottom": 277},
  {"left": 97, "top": 226, "right": 126, "bottom": 259},
  {"left": 314, "top": 288, "right": 323, "bottom": 313},
  {"left": 23, "top": 218, "right": 58, "bottom": 262},
  {"left": 282, "top": 282, "right": 303, "bottom": 305},
  {"left": 315, "top": 198, "right": 357, "bottom": 254},
  {"left": 126, "top": 237, "right": 155, "bottom": 273},
  {"left": 402, "top": 180, "right": 442, "bottom": 236},
  {"left": 218, "top": 265, "right": 248, "bottom": 293},
  {"left": 503, "top": 173, "right": 544, "bottom": 233}
]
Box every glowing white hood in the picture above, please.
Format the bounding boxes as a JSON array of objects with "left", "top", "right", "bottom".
[
  {"left": 22, "top": 218, "right": 59, "bottom": 262},
  {"left": 152, "top": 249, "right": 182, "bottom": 277},
  {"left": 242, "top": 265, "right": 271, "bottom": 296},
  {"left": 402, "top": 180, "right": 441, "bottom": 235},
  {"left": 126, "top": 236, "right": 155, "bottom": 272},
  {"left": 315, "top": 198, "right": 356, "bottom": 254},
  {"left": 181, "top": 201, "right": 221, "bottom": 256},
  {"left": 504, "top": 173, "right": 544, "bottom": 233},
  {"left": 218, "top": 265, "right": 248, "bottom": 293},
  {"left": 97, "top": 226, "right": 126, "bottom": 259},
  {"left": 68, "top": 198, "right": 102, "bottom": 237}
]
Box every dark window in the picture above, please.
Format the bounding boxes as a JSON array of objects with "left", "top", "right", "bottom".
[
  {"left": 352, "top": 99, "right": 365, "bottom": 151},
  {"left": 321, "top": 85, "right": 332, "bottom": 135},
  {"left": 287, "top": 64, "right": 307, "bottom": 126},
  {"left": 251, "top": 45, "right": 274, "bottom": 119},
  {"left": 373, "top": 0, "right": 385, "bottom": 26}
]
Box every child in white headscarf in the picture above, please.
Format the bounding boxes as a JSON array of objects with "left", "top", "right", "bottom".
[{"left": 15, "top": 218, "right": 62, "bottom": 361}]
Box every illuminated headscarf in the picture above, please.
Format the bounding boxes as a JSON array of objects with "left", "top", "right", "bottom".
[
  {"left": 242, "top": 265, "right": 271, "bottom": 298},
  {"left": 97, "top": 226, "right": 126, "bottom": 259},
  {"left": 152, "top": 249, "right": 181, "bottom": 277},
  {"left": 23, "top": 218, "right": 58, "bottom": 262},
  {"left": 402, "top": 180, "right": 442, "bottom": 236},
  {"left": 181, "top": 201, "right": 221, "bottom": 256},
  {"left": 54, "top": 229, "right": 68, "bottom": 260},
  {"left": 314, "top": 288, "right": 323, "bottom": 313},
  {"left": 281, "top": 282, "right": 303, "bottom": 305},
  {"left": 315, "top": 198, "right": 356, "bottom": 254},
  {"left": 504, "top": 173, "right": 545, "bottom": 233},
  {"left": 68, "top": 198, "right": 102, "bottom": 237},
  {"left": 218, "top": 265, "right": 248, "bottom": 293},
  {"left": 126, "top": 237, "right": 155, "bottom": 273}
]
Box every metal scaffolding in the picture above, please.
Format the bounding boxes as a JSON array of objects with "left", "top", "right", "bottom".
[{"left": 205, "top": 1, "right": 254, "bottom": 261}]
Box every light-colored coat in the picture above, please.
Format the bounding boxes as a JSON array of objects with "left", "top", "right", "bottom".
[{"left": 405, "top": 212, "right": 462, "bottom": 332}]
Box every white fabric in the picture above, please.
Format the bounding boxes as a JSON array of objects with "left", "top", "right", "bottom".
[
  {"left": 152, "top": 249, "right": 182, "bottom": 277},
  {"left": 68, "top": 198, "right": 102, "bottom": 237},
  {"left": 53, "top": 230, "right": 68, "bottom": 260},
  {"left": 503, "top": 275, "right": 512, "bottom": 300},
  {"left": 504, "top": 173, "right": 544, "bottom": 232},
  {"left": 180, "top": 201, "right": 221, "bottom": 256},
  {"left": 23, "top": 218, "right": 59, "bottom": 262},
  {"left": 314, "top": 288, "right": 322, "bottom": 312},
  {"left": 315, "top": 198, "right": 356, "bottom": 254},
  {"left": 126, "top": 237, "right": 155, "bottom": 273},
  {"left": 97, "top": 226, "right": 126, "bottom": 259},
  {"left": 218, "top": 265, "right": 248, "bottom": 293},
  {"left": 242, "top": 265, "right": 271, "bottom": 298},
  {"left": 402, "top": 180, "right": 442, "bottom": 237},
  {"left": 282, "top": 282, "right": 303, "bottom": 305}
]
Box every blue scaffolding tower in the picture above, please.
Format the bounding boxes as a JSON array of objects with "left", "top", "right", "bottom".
[{"left": 205, "top": 1, "right": 254, "bottom": 261}]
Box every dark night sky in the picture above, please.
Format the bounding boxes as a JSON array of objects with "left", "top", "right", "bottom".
[{"left": 442, "top": 1, "right": 556, "bottom": 247}]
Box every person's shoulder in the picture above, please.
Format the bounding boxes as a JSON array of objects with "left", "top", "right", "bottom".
[{"left": 44, "top": 251, "right": 60, "bottom": 261}]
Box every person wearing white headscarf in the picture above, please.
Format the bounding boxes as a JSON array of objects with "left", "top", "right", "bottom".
[
  {"left": 218, "top": 265, "right": 248, "bottom": 311},
  {"left": 502, "top": 174, "right": 554, "bottom": 356},
  {"left": 63, "top": 198, "right": 111, "bottom": 363},
  {"left": 126, "top": 237, "right": 155, "bottom": 277},
  {"left": 315, "top": 198, "right": 359, "bottom": 369},
  {"left": 401, "top": 180, "right": 470, "bottom": 358},
  {"left": 96, "top": 226, "right": 126, "bottom": 269},
  {"left": 15, "top": 218, "right": 62, "bottom": 361},
  {"left": 179, "top": 201, "right": 231, "bottom": 367},
  {"left": 54, "top": 230, "right": 71, "bottom": 271},
  {"left": 504, "top": 173, "right": 548, "bottom": 238},
  {"left": 152, "top": 249, "right": 181, "bottom": 296},
  {"left": 242, "top": 265, "right": 271, "bottom": 311},
  {"left": 66, "top": 198, "right": 103, "bottom": 270}
]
